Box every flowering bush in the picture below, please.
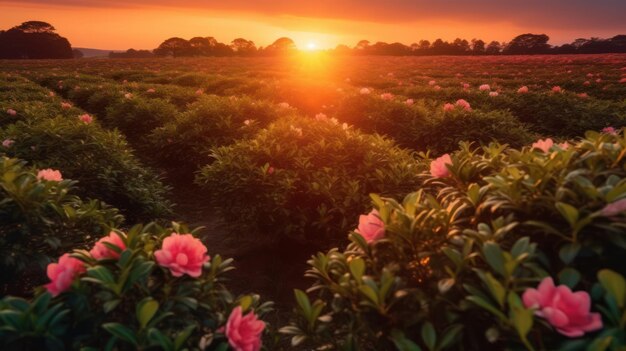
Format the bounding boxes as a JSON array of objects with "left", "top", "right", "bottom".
[
  {"left": 0, "top": 157, "right": 122, "bottom": 289},
  {"left": 0, "top": 117, "right": 172, "bottom": 220},
  {"left": 0, "top": 222, "right": 272, "bottom": 350},
  {"left": 283, "top": 130, "right": 626, "bottom": 350},
  {"left": 196, "top": 115, "right": 424, "bottom": 248}
]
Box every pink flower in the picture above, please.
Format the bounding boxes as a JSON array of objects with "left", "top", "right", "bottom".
[
  {"left": 154, "top": 233, "right": 210, "bottom": 277},
  {"left": 355, "top": 209, "right": 385, "bottom": 243},
  {"left": 602, "top": 127, "right": 617, "bottom": 135},
  {"left": 601, "top": 199, "right": 626, "bottom": 217},
  {"left": 146, "top": 88, "right": 156, "bottom": 93},
  {"left": 462, "top": 83, "right": 470, "bottom": 90},
  {"left": 583, "top": 81, "right": 591, "bottom": 86},
  {"left": 278, "top": 102, "right": 290, "bottom": 109},
  {"left": 380, "top": 93, "right": 393, "bottom": 100},
  {"left": 78, "top": 114, "right": 93, "bottom": 124},
  {"left": 359, "top": 87, "right": 371, "bottom": 95},
  {"left": 196, "top": 89, "right": 204, "bottom": 95},
  {"left": 430, "top": 153, "right": 452, "bottom": 178},
  {"left": 558, "top": 142, "right": 570, "bottom": 150},
  {"left": 90, "top": 232, "right": 126, "bottom": 260},
  {"left": 619, "top": 77, "right": 626, "bottom": 84},
  {"left": 517, "top": 86, "right": 529, "bottom": 94},
  {"left": 479, "top": 84, "right": 491, "bottom": 91},
  {"left": 489, "top": 91, "right": 499, "bottom": 97},
  {"left": 443, "top": 103, "right": 455, "bottom": 112},
  {"left": 37, "top": 169, "right": 63, "bottom": 182},
  {"left": 2, "top": 139, "right": 14, "bottom": 148},
  {"left": 243, "top": 119, "right": 252, "bottom": 126},
  {"left": 532, "top": 138, "right": 554, "bottom": 153},
  {"left": 6, "top": 108, "right": 17, "bottom": 116},
  {"left": 48, "top": 91, "right": 55, "bottom": 97},
  {"left": 522, "top": 277, "right": 602, "bottom": 337},
  {"left": 405, "top": 99, "right": 414, "bottom": 106},
  {"left": 290, "top": 125, "right": 303, "bottom": 137},
  {"left": 577, "top": 93, "right": 589, "bottom": 99},
  {"left": 225, "top": 306, "right": 265, "bottom": 351},
  {"left": 61, "top": 102, "right": 72, "bottom": 109},
  {"left": 552, "top": 86, "right": 562, "bottom": 93},
  {"left": 267, "top": 166, "right": 274, "bottom": 175},
  {"left": 428, "top": 80, "right": 436, "bottom": 86},
  {"left": 455, "top": 99, "right": 471, "bottom": 111},
  {"left": 45, "top": 253, "right": 86, "bottom": 297},
  {"left": 124, "top": 93, "right": 133, "bottom": 99},
  {"left": 434, "top": 85, "right": 441, "bottom": 91}
]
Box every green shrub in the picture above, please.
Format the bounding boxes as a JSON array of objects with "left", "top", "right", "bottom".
[
  {"left": 104, "top": 97, "right": 178, "bottom": 140},
  {"left": 196, "top": 116, "right": 424, "bottom": 248},
  {"left": 149, "top": 95, "right": 285, "bottom": 173},
  {"left": 1, "top": 117, "right": 172, "bottom": 221},
  {"left": 283, "top": 131, "right": 626, "bottom": 350},
  {"left": 0, "top": 157, "right": 122, "bottom": 287},
  {"left": 0, "top": 222, "right": 273, "bottom": 350}
]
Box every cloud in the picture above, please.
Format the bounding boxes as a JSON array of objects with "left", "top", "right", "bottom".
[{"left": 4, "top": 0, "right": 626, "bottom": 30}]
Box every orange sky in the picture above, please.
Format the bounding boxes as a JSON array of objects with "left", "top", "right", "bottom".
[{"left": 1, "top": 1, "right": 625, "bottom": 50}]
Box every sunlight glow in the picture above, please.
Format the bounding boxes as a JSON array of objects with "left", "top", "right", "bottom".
[{"left": 306, "top": 42, "right": 318, "bottom": 51}]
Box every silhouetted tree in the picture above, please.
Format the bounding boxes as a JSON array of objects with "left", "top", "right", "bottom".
[
  {"left": 0, "top": 21, "right": 73, "bottom": 59},
  {"left": 72, "top": 49, "right": 84, "bottom": 59},
  {"left": 230, "top": 38, "right": 257, "bottom": 55},
  {"left": 504, "top": 33, "right": 551, "bottom": 54},
  {"left": 471, "top": 39, "right": 485, "bottom": 54},
  {"left": 153, "top": 37, "right": 192, "bottom": 57},
  {"left": 109, "top": 49, "right": 154, "bottom": 58},
  {"left": 262, "top": 37, "right": 297, "bottom": 55},
  {"left": 485, "top": 41, "right": 502, "bottom": 55}
]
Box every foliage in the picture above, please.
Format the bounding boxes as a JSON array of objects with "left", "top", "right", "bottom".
[
  {"left": 196, "top": 116, "right": 424, "bottom": 248},
  {"left": 0, "top": 222, "right": 273, "bottom": 350},
  {"left": 0, "top": 157, "right": 122, "bottom": 287},
  {"left": 283, "top": 131, "right": 626, "bottom": 350}
]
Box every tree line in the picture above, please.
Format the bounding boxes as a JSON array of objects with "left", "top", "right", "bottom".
[{"left": 1, "top": 21, "right": 625, "bottom": 59}]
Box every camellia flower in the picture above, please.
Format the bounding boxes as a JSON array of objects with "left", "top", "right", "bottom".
[
  {"left": 45, "top": 253, "right": 86, "bottom": 297},
  {"left": 154, "top": 233, "right": 210, "bottom": 277},
  {"left": 243, "top": 119, "right": 252, "bottom": 126},
  {"left": 380, "top": 93, "right": 393, "bottom": 100},
  {"left": 619, "top": 77, "right": 626, "bottom": 84},
  {"left": 428, "top": 80, "right": 436, "bottom": 86},
  {"left": 146, "top": 88, "right": 156, "bottom": 93},
  {"left": 601, "top": 199, "right": 626, "bottom": 217},
  {"left": 315, "top": 113, "right": 328, "bottom": 121},
  {"left": 6, "top": 108, "right": 17, "bottom": 116},
  {"left": 2, "top": 139, "right": 14, "bottom": 148},
  {"left": 90, "top": 231, "right": 126, "bottom": 260},
  {"left": 278, "top": 102, "right": 290, "bottom": 109},
  {"left": 124, "top": 93, "right": 133, "bottom": 99},
  {"left": 359, "top": 87, "right": 371, "bottom": 95},
  {"left": 462, "top": 83, "right": 470, "bottom": 89},
  {"left": 489, "top": 91, "right": 499, "bottom": 97},
  {"left": 479, "top": 84, "right": 491, "bottom": 91},
  {"left": 517, "top": 86, "right": 529, "bottom": 93},
  {"left": 290, "top": 125, "right": 303, "bottom": 137},
  {"left": 522, "top": 277, "right": 602, "bottom": 337},
  {"left": 267, "top": 166, "right": 275, "bottom": 175},
  {"left": 78, "top": 114, "right": 93, "bottom": 124},
  {"left": 577, "top": 93, "right": 589, "bottom": 99},
  {"left": 443, "top": 103, "right": 455, "bottom": 112},
  {"left": 455, "top": 99, "right": 472, "bottom": 111},
  {"left": 558, "top": 142, "right": 570, "bottom": 150},
  {"left": 434, "top": 85, "right": 441, "bottom": 91},
  {"left": 532, "top": 138, "right": 554, "bottom": 153},
  {"left": 225, "top": 306, "right": 265, "bottom": 351},
  {"left": 195, "top": 89, "right": 204, "bottom": 95},
  {"left": 430, "top": 153, "right": 452, "bottom": 178},
  {"left": 37, "top": 168, "right": 63, "bottom": 182},
  {"left": 405, "top": 99, "right": 414, "bottom": 106},
  {"left": 552, "top": 86, "right": 562, "bottom": 93},
  {"left": 602, "top": 126, "right": 617, "bottom": 135},
  {"left": 61, "top": 102, "right": 72, "bottom": 109},
  {"left": 355, "top": 209, "right": 385, "bottom": 243},
  {"left": 48, "top": 91, "right": 55, "bottom": 97}
]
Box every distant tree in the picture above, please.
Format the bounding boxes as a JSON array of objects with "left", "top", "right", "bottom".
[
  {"left": 189, "top": 37, "right": 213, "bottom": 55},
  {"left": 471, "top": 39, "right": 485, "bottom": 54},
  {"left": 504, "top": 33, "right": 551, "bottom": 54},
  {"left": 355, "top": 40, "right": 370, "bottom": 50},
  {"left": 72, "top": 49, "right": 84, "bottom": 59},
  {"left": 452, "top": 38, "right": 470, "bottom": 54},
  {"left": 109, "top": 49, "right": 154, "bottom": 58},
  {"left": 334, "top": 44, "right": 352, "bottom": 55},
  {"left": 153, "top": 37, "right": 192, "bottom": 57},
  {"left": 230, "top": 38, "right": 256, "bottom": 55},
  {"left": 0, "top": 21, "right": 73, "bottom": 59},
  {"left": 262, "top": 37, "right": 297, "bottom": 55},
  {"left": 485, "top": 41, "right": 502, "bottom": 55},
  {"left": 418, "top": 40, "right": 431, "bottom": 51}
]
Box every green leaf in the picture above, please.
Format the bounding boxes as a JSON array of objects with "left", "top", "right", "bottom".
[
  {"left": 598, "top": 269, "right": 626, "bottom": 308},
  {"left": 174, "top": 325, "right": 195, "bottom": 351},
  {"left": 349, "top": 257, "right": 365, "bottom": 282},
  {"left": 555, "top": 202, "right": 579, "bottom": 227},
  {"left": 294, "top": 290, "right": 311, "bottom": 318},
  {"left": 483, "top": 242, "right": 506, "bottom": 277},
  {"left": 238, "top": 295, "right": 253, "bottom": 312},
  {"left": 390, "top": 329, "right": 422, "bottom": 351},
  {"left": 558, "top": 268, "right": 581, "bottom": 289},
  {"left": 558, "top": 243, "right": 581, "bottom": 265},
  {"left": 136, "top": 298, "right": 159, "bottom": 329},
  {"left": 421, "top": 322, "right": 436, "bottom": 351},
  {"left": 148, "top": 328, "right": 173, "bottom": 351},
  {"left": 466, "top": 295, "right": 507, "bottom": 321},
  {"left": 102, "top": 323, "right": 138, "bottom": 346},
  {"left": 438, "top": 324, "right": 463, "bottom": 349}
]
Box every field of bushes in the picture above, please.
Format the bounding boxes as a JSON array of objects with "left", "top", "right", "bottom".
[{"left": 1, "top": 54, "right": 626, "bottom": 350}]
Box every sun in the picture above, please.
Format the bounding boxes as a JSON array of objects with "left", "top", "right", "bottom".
[{"left": 305, "top": 42, "right": 318, "bottom": 51}]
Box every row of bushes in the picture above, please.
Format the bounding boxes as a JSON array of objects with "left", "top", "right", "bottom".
[{"left": 2, "top": 130, "right": 626, "bottom": 350}]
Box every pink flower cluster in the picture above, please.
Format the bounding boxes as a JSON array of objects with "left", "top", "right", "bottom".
[
  {"left": 359, "top": 87, "right": 371, "bottom": 95},
  {"left": 601, "top": 199, "right": 626, "bottom": 217},
  {"left": 6, "top": 108, "right": 17, "bottom": 116},
  {"left": 443, "top": 99, "right": 472, "bottom": 112},
  {"left": 2, "top": 139, "right": 14, "bottom": 148},
  {"left": 154, "top": 233, "right": 209, "bottom": 277},
  {"left": 37, "top": 168, "right": 63, "bottom": 182},
  {"left": 430, "top": 153, "right": 452, "bottom": 178},
  {"left": 355, "top": 209, "right": 385, "bottom": 243},
  {"left": 380, "top": 93, "right": 393, "bottom": 100},
  {"left": 90, "top": 231, "right": 126, "bottom": 260},
  {"left": 225, "top": 306, "right": 265, "bottom": 351},
  {"left": 78, "top": 114, "right": 93, "bottom": 124},
  {"left": 45, "top": 254, "right": 85, "bottom": 297},
  {"left": 532, "top": 138, "right": 554, "bottom": 153},
  {"left": 523, "top": 277, "right": 602, "bottom": 337},
  {"left": 479, "top": 84, "right": 491, "bottom": 91}
]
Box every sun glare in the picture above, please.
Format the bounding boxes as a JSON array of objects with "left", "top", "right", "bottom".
[{"left": 306, "top": 42, "right": 318, "bottom": 51}]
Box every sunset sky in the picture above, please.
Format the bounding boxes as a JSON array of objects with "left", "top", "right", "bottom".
[{"left": 1, "top": 0, "right": 625, "bottom": 50}]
